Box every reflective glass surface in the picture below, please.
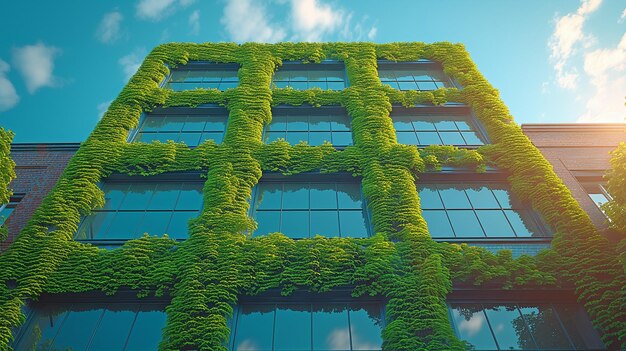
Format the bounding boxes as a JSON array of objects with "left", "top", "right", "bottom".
[
  {"left": 418, "top": 184, "right": 549, "bottom": 238},
  {"left": 272, "top": 67, "right": 346, "bottom": 90},
  {"left": 391, "top": 113, "right": 485, "bottom": 146},
  {"left": 265, "top": 110, "right": 353, "bottom": 147},
  {"left": 76, "top": 181, "right": 203, "bottom": 241},
  {"left": 253, "top": 181, "right": 368, "bottom": 238},
  {"left": 232, "top": 302, "right": 383, "bottom": 351},
  {"left": 134, "top": 112, "right": 228, "bottom": 146},
  {"left": 13, "top": 303, "right": 167, "bottom": 351},
  {"left": 449, "top": 303, "right": 604, "bottom": 350},
  {"left": 166, "top": 66, "right": 239, "bottom": 91},
  {"left": 0, "top": 203, "right": 16, "bottom": 225},
  {"left": 379, "top": 67, "right": 451, "bottom": 91}
]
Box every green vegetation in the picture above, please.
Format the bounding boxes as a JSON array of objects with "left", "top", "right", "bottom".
[
  {"left": 0, "top": 42, "right": 623, "bottom": 350},
  {"left": 0, "top": 128, "right": 15, "bottom": 243}
]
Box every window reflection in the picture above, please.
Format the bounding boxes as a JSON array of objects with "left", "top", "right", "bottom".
[
  {"left": 449, "top": 303, "right": 604, "bottom": 350},
  {"left": 233, "top": 302, "right": 383, "bottom": 351},
  {"left": 166, "top": 65, "right": 239, "bottom": 91},
  {"left": 253, "top": 181, "right": 368, "bottom": 238},
  {"left": 265, "top": 108, "right": 353, "bottom": 147},
  {"left": 392, "top": 112, "right": 485, "bottom": 147},
  {"left": 418, "top": 183, "right": 550, "bottom": 239},
  {"left": 134, "top": 111, "right": 228, "bottom": 146},
  {"left": 272, "top": 64, "right": 346, "bottom": 91},
  {"left": 13, "top": 302, "right": 167, "bottom": 351},
  {"left": 378, "top": 66, "right": 451, "bottom": 91}
]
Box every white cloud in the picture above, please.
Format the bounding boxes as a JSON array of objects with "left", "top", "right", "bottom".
[
  {"left": 578, "top": 33, "right": 626, "bottom": 122},
  {"left": 619, "top": 8, "right": 626, "bottom": 23},
  {"left": 290, "top": 0, "right": 342, "bottom": 42},
  {"left": 96, "top": 10, "right": 123, "bottom": 44},
  {"left": 548, "top": 0, "right": 602, "bottom": 89},
  {"left": 0, "top": 59, "right": 19, "bottom": 111},
  {"left": 12, "top": 42, "right": 62, "bottom": 94},
  {"left": 457, "top": 313, "right": 485, "bottom": 337},
  {"left": 118, "top": 49, "right": 146, "bottom": 82},
  {"left": 136, "top": 0, "right": 194, "bottom": 21},
  {"left": 368, "top": 26, "right": 378, "bottom": 40},
  {"left": 189, "top": 10, "right": 200, "bottom": 35},
  {"left": 221, "top": 0, "right": 286, "bottom": 43},
  {"left": 97, "top": 100, "right": 112, "bottom": 120}
]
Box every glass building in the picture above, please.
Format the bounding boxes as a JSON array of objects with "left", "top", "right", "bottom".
[{"left": 4, "top": 43, "right": 618, "bottom": 351}]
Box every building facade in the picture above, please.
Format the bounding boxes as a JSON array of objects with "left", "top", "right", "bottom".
[{"left": 1, "top": 43, "right": 624, "bottom": 351}]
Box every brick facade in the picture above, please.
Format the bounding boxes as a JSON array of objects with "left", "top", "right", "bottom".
[
  {"left": 1, "top": 143, "right": 79, "bottom": 251},
  {"left": 521, "top": 123, "right": 626, "bottom": 230}
]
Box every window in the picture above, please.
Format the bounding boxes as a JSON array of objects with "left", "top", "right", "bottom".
[
  {"left": 264, "top": 107, "right": 353, "bottom": 147},
  {"left": 131, "top": 107, "right": 228, "bottom": 146},
  {"left": 75, "top": 177, "right": 204, "bottom": 242},
  {"left": 252, "top": 177, "right": 369, "bottom": 238},
  {"left": 581, "top": 182, "right": 611, "bottom": 214},
  {"left": 165, "top": 63, "right": 239, "bottom": 91},
  {"left": 231, "top": 301, "right": 384, "bottom": 351},
  {"left": 378, "top": 61, "right": 452, "bottom": 91},
  {"left": 272, "top": 62, "right": 346, "bottom": 90},
  {"left": 392, "top": 107, "right": 486, "bottom": 147},
  {"left": 13, "top": 301, "right": 167, "bottom": 351},
  {"left": 419, "top": 183, "right": 550, "bottom": 239},
  {"left": 449, "top": 303, "right": 605, "bottom": 350},
  {"left": 0, "top": 196, "right": 20, "bottom": 226}
]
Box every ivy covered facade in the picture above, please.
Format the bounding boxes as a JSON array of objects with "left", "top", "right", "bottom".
[{"left": 1, "top": 42, "right": 624, "bottom": 350}]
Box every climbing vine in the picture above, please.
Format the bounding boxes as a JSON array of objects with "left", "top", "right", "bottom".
[
  {"left": 0, "top": 128, "right": 15, "bottom": 243},
  {"left": 0, "top": 43, "right": 623, "bottom": 351}
]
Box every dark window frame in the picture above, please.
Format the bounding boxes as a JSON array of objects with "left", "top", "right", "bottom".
[
  {"left": 264, "top": 105, "right": 354, "bottom": 149},
  {"left": 391, "top": 105, "right": 490, "bottom": 148},
  {"left": 75, "top": 172, "right": 205, "bottom": 246},
  {"left": 0, "top": 193, "right": 24, "bottom": 226},
  {"left": 249, "top": 173, "right": 372, "bottom": 239},
  {"left": 128, "top": 105, "right": 229, "bottom": 147}
]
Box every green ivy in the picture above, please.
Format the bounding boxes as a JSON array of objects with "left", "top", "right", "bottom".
[
  {"left": 0, "top": 128, "right": 15, "bottom": 244},
  {"left": 0, "top": 42, "right": 624, "bottom": 351}
]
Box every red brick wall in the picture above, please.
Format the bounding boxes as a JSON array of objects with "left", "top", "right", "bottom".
[
  {"left": 522, "top": 124, "right": 626, "bottom": 230},
  {"left": 1, "top": 144, "right": 77, "bottom": 251}
]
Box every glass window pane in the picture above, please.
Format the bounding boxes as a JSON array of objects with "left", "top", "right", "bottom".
[
  {"left": 219, "top": 82, "right": 238, "bottom": 90},
  {"left": 273, "top": 71, "right": 289, "bottom": 81},
  {"left": 417, "top": 81, "right": 438, "bottom": 91},
  {"left": 492, "top": 188, "right": 522, "bottom": 209},
  {"left": 338, "top": 210, "right": 368, "bottom": 238},
  {"left": 450, "top": 304, "right": 498, "bottom": 350},
  {"left": 282, "top": 184, "right": 309, "bottom": 209},
  {"left": 484, "top": 305, "right": 533, "bottom": 350},
  {"left": 120, "top": 183, "right": 154, "bottom": 210},
  {"left": 176, "top": 183, "right": 204, "bottom": 210},
  {"left": 88, "top": 309, "right": 136, "bottom": 351},
  {"left": 138, "top": 212, "right": 173, "bottom": 236},
  {"left": 331, "top": 132, "right": 353, "bottom": 146},
  {"left": 325, "top": 70, "right": 345, "bottom": 82},
  {"left": 439, "top": 132, "right": 466, "bottom": 145},
  {"left": 234, "top": 305, "right": 274, "bottom": 351},
  {"left": 204, "top": 117, "right": 227, "bottom": 132},
  {"left": 50, "top": 309, "right": 104, "bottom": 351},
  {"left": 25, "top": 310, "right": 68, "bottom": 350},
  {"left": 433, "top": 119, "right": 457, "bottom": 131},
  {"left": 125, "top": 309, "right": 167, "bottom": 351},
  {"left": 327, "top": 81, "right": 345, "bottom": 90},
  {"left": 330, "top": 115, "right": 350, "bottom": 131},
  {"left": 310, "top": 183, "right": 337, "bottom": 209},
  {"left": 274, "top": 81, "right": 289, "bottom": 89},
  {"left": 264, "top": 131, "right": 285, "bottom": 143},
  {"left": 416, "top": 131, "right": 442, "bottom": 145},
  {"left": 395, "top": 70, "right": 414, "bottom": 81},
  {"left": 518, "top": 305, "right": 572, "bottom": 350},
  {"left": 476, "top": 210, "right": 515, "bottom": 237},
  {"left": 102, "top": 183, "right": 129, "bottom": 210},
  {"left": 504, "top": 210, "right": 543, "bottom": 237},
  {"left": 555, "top": 304, "right": 605, "bottom": 350},
  {"left": 447, "top": 210, "right": 484, "bottom": 237},
  {"left": 422, "top": 210, "right": 454, "bottom": 238},
  {"left": 160, "top": 116, "right": 186, "bottom": 132},
  {"left": 439, "top": 187, "right": 471, "bottom": 209},
  {"left": 309, "top": 131, "right": 332, "bottom": 146},
  {"left": 281, "top": 211, "right": 310, "bottom": 238},
  {"left": 200, "top": 132, "right": 224, "bottom": 144},
  {"left": 465, "top": 187, "right": 500, "bottom": 209},
  {"left": 418, "top": 186, "right": 444, "bottom": 209},
  {"left": 337, "top": 183, "right": 362, "bottom": 209},
  {"left": 382, "top": 81, "right": 399, "bottom": 89},
  {"left": 274, "top": 304, "right": 311, "bottom": 351},
  {"left": 309, "top": 116, "right": 332, "bottom": 131},
  {"left": 309, "top": 81, "right": 328, "bottom": 90},
  {"left": 451, "top": 304, "right": 498, "bottom": 350},
  {"left": 148, "top": 183, "right": 180, "bottom": 210},
  {"left": 286, "top": 131, "right": 310, "bottom": 145},
  {"left": 393, "top": 116, "right": 415, "bottom": 131},
  {"left": 106, "top": 212, "right": 143, "bottom": 239},
  {"left": 181, "top": 118, "right": 206, "bottom": 132},
  {"left": 286, "top": 115, "right": 309, "bottom": 131},
  {"left": 461, "top": 131, "right": 485, "bottom": 145},
  {"left": 378, "top": 70, "right": 395, "bottom": 81},
  {"left": 311, "top": 211, "right": 340, "bottom": 237},
  {"left": 268, "top": 115, "right": 287, "bottom": 131},
  {"left": 167, "top": 211, "right": 197, "bottom": 239},
  {"left": 256, "top": 183, "right": 283, "bottom": 210},
  {"left": 289, "top": 81, "right": 308, "bottom": 90},
  {"left": 152, "top": 132, "right": 180, "bottom": 143},
  {"left": 396, "top": 131, "right": 418, "bottom": 145},
  {"left": 455, "top": 120, "right": 473, "bottom": 131},
  {"left": 398, "top": 81, "right": 418, "bottom": 90},
  {"left": 412, "top": 120, "right": 436, "bottom": 131},
  {"left": 179, "top": 133, "right": 202, "bottom": 147},
  {"left": 350, "top": 304, "right": 383, "bottom": 350},
  {"left": 254, "top": 211, "right": 281, "bottom": 237},
  {"left": 76, "top": 211, "right": 116, "bottom": 240},
  {"left": 169, "top": 70, "right": 188, "bottom": 82},
  {"left": 312, "top": 304, "right": 349, "bottom": 350}
]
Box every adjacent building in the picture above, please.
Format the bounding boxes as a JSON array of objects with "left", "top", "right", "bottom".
[{"left": 2, "top": 43, "right": 623, "bottom": 351}]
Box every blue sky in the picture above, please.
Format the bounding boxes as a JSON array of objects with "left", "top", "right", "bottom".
[{"left": 0, "top": 0, "right": 624, "bottom": 142}]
